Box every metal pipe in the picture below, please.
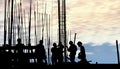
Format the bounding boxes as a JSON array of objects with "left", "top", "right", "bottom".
[
  {"left": 9, "top": 0, "right": 14, "bottom": 46},
  {"left": 28, "top": 0, "right": 32, "bottom": 45},
  {"left": 34, "top": 4, "right": 37, "bottom": 45},
  {"left": 63, "top": 0, "right": 67, "bottom": 62},
  {"left": 7, "top": 0, "right": 11, "bottom": 45},
  {"left": 74, "top": 33, "right": 77, "bottom": 44},
  {"left": 4, "top": 0, "right": 7, "bottom": 46},
  {"left": 58, "top": 0, "right": 61, "bottom": 44},
  {"left": 116, "top": 40, "right": 120, "bottom": 64}
]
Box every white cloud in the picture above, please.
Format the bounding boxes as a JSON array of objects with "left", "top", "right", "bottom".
[
  {"left": 66, "top": 0, "right": 120, "bottom": 46},
  {"left": 86, "top": 52, "right": 94, "bottom": 55}
]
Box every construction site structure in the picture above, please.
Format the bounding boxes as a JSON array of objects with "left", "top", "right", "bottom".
[{"left": 58, "top": 0, "right": 67, "bottom": 62}]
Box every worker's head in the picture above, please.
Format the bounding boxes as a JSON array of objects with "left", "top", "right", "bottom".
[
  {"left": 17, "top": 38, "right": 21, "bottom": 44},
  {"left": 53, "top": 43, "right": 57, "bottom": 47},
  {"left": 77, "top": 41, "right": 82, "bottom": 47},
  {"left": 69, "top": 41, "right": 73, "bottom": 45},
  {"left": 39, "top": 40, "right": 43, "bottom": 44},
  {"left": 59, "top": 42, "right": 62, "bottom": 45}
]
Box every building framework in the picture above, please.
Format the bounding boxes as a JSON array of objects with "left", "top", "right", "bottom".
[{"left": 58, "top": 0, "right": 67, "bottom": 62}]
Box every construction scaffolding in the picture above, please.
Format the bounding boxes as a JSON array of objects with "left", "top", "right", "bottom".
[{"left": 58, "top": 0, "right": 67, "bottom": 62}]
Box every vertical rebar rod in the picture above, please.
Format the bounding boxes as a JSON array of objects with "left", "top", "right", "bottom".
[
  {"left": 9, "top": 0, "right": 14, "bottom": 46},
  {"left": 58, "top": 0, "right": 61, "bottom": 43},
  {"left": 63, "top": 0, "right": 67, "bottom": 62},
  {"left": 4, "top": 0, "right": 7, "bottom": 46},
  {"left": 74, "top": 33, "right": 77, "bottom": 44},
  {"left": 28, "top": 0, "right": 32, "bottom": 44},
  {"left": 34, "top": 4, "right": 37, "bottom": 45},
  {"left": 116, "top": 40, "right": 120, "bottom": 64}
]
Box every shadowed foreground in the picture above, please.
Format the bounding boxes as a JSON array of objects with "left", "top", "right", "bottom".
[{"left": 2, "top": 63, "right": 117, "bottom": 69}]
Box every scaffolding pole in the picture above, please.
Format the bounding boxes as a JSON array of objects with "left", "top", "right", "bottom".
[
  {"left": 116, "top": 40, "right": 120, "bottom": 64},
  {"left": 4, "top": 0, "right": 7, "bottom": 46}
]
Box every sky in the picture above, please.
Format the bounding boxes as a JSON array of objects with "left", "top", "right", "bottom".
[{"left": 0, "top": 0, "right": 120, "bottom": 64}]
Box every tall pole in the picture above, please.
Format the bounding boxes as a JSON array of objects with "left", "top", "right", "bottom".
[
  {"left": 46, "top": 14, "right": 49, "bottom": 64},
  {"left": 18, "top": 3, "right": 20, "bottom": 39},
  {"left": 58, "top": 0, "right": 67, "bottom": 62},
  {"left": 34, "top": 4, "right": 37, "bottom": 45},
  {"left": 63, "top": 0, "right": 67, "bottom": 62},
  {"left": 4, "top": 0, "right": 7, "bottom": 46},
  {"left": 28, "top": 0, "right": 32, "bottom": 45},
  {"left": 48, "top": 15, "right": 51, "bottom": 64},
  {"left": 74, "top": 33, "right": 77, "bottom": 44},
  {"left": 9, "top": 0, "right": 14, "bottom": 46},
  {"left": 58, "top": 0, "right": 61, "bottom": 43},
  {"left": 20, "top": 0, "right": 24, "bottom": 44},
  {"left": 116, "top": 40, "right": 120, "bottom": 64},
  {"left": 37, "top": 0, "right": 39, "bottom": 44},
  {"left": 42, "top": 13, "right": 44, "bottom": 41},
  {"left": 7, "top": 0, "right": 11, "bottom": 45}
]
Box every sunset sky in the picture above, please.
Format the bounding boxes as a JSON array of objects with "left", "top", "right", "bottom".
[{"left": 0, "top": 0, "right": 120, "bottom": 64}]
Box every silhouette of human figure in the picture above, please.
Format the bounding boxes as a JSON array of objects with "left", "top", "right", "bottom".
[
  {"left": 0, "top": 44, "right": 11, "bottom": 68},
  {"left": 51, "top": 43, "right": 58, "bottom": 65},
  {"left": 77, "top": 41, "right": 89, "bottom": 64},
  {"left": 68, "top": 41, "right": 77, "bottom": 63},
  {"left": 58, "top": 42, "right": 64, "bottom": 64},
  {"left": 15, "top": 38, "right": 25, "bottom": 66},
  {"left": 35, "top": 40, "right": 47, "bottom": 64}
]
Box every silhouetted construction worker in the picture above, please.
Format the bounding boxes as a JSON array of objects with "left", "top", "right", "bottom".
[
  {"left": 51, "top": 43, "right": 58, "bottom": 65},
  {"left": 35, "top": 40, "right": 47, "bottom": 64},
  {"left": 68, "top": 41, "right": 77, "bottom": 63},
  {"left": 0, "top": 44, "right": 11, "bottom": 68},
  {"left": 77, "top": 41, "right": 89, "bottom": 64},
  {"left": 58, "top": 42, "right": 64, "bottom": 64},
  {"left": 15, "top": 38, "right": 25, "bottom": 66}
]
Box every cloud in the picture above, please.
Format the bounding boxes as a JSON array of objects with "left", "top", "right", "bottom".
[
  {"left": 86, "top": 52, "right": 94, "bottom": 55},
  {"left": 74, "top": 42, "right": 117, "bottom": 64},
  {"left": 66, "top": 0, "right": 120, "bottom": 45},
  {"left": 83, "top": 42, "right": 118, "bottom": 64}
]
